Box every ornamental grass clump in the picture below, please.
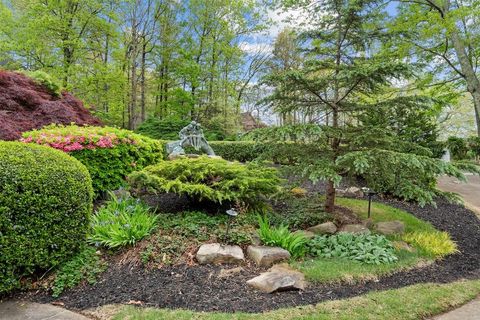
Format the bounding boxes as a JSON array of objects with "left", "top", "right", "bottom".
[
  {"left": 127, "top": 156, "right": 281, "bottom": 208},
  {"left": 257, "top": 215, "right": 308, "bottom": 258},
  {"left": 88, "top": 192, "right": 158, "bottom": 248},
  {"left": 402, "top": 231, "right": 458, "bottom": 258},
  {"left": 22, "top": 124, "right": 164, "bottom": 195},
  {"left": 307, "top": 233, "right": 398, "bottom": 265}
]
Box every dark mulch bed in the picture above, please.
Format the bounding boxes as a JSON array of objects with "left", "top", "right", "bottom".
[{"left": 18, "top": 197, "right": 480, "bottom": 313}]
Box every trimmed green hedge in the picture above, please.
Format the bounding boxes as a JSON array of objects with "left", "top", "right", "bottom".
[
  {"left": 0, "top": 142, "right": 93, "bottom": 294},
  {"left": 188, "top": 141, "right": 326, "bottom": 164},
  {"left": 22, "top": 125, "right": 164, "bottom": 196}
]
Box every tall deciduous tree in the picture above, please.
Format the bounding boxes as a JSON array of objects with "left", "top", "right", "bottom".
[{"left": 391, "top": 0, "right": 480, "bottom": 136}]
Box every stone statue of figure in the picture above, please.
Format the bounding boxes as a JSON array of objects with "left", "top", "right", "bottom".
[{"left": 166, "top": 121, "right": 216, "bottom": 157}]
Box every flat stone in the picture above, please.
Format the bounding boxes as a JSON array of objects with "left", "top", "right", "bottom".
[
  {"left": 375, "top": 220, "right": 405, "bottom": 235},
  {"left": 218, "top": 267, "right": 244, "bottom": 279},
  {"left": 196, "top": 243, "right": 244, "bottom": 265},
  {"left": 362, "top": 218, "right": 374, "bottom": 229},
  {"left": 246, "top": 264, "right": 306, "bottom": 293},
  {"left": 247, "top": 246, "right": 291, "bottom": 267},
  {"left": 339, "top": 224, "right": 371, "bottom": 235},
  {"left": 393, "top": 241, "right": 416, "bottom": 252},
  {"left": 307, "top": 222, "right": 337, "bottom": 235}
]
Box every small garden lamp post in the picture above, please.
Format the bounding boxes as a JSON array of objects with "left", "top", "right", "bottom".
[
  {"left": 362, "top": 187, "right": 377, "bottom": 218},
  {"left": 224, "top": 208, "right": 238, "bottom": 242}
]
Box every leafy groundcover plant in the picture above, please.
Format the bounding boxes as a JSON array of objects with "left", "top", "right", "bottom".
[
  {"left": 88, "top": 193, "right": 158, "bottom": 248},
  {"left": 257, "top": 215, "right": 308, "bottom": 258},
  {"left": 308, "top": 233, "right": 398, "bottom": 265},
  {"left": 51, "top": 246, "right": 106, "bottom": 298}
]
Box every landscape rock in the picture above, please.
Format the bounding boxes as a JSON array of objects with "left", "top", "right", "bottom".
[
  {"left": 196, "top": 243, "right": 245, "bottom": 265},
  {"left": 293, "top": 230, "right": 316, "bottom": 239},
  {"left": 362, "top": 218, "right": 374, "bottom": 229},
  {"left": 247, "top": 246, "right": 291, "bottom": 267},
  {"left": 393, "top": 241, "right": 416, "bottom": 252},
  {"left": 307, "top": 222, "right": 337, "bottom": 235},
  {"left": 375, "top": 220, "right": 405, "bottom": 235},
  {"left": 339, "top": 224, "right": 371, "bottom": 235},
  {"left": 344, "top": 187, "right": 364, "bottom": 198},
  {"left": 218, "top": 267, "right": 244, "bottom": 279},
  {"left": 246, "top": 264, "right": 306, "bottom": 293}
]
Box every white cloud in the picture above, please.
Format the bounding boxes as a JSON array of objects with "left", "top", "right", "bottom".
[
  {"left": 238, "top": 41, "right": 273, "bottom": 54},
  {"left": 265, "top": 7, "right": 310, "bottom": 38}
]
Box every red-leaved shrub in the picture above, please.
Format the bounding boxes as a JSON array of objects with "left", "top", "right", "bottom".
[{"left": 0, "top": 70, "right": 101, "bottom": 140}]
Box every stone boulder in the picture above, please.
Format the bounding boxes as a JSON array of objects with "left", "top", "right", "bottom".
[
  {"left": 339, "top": 224, "right": 371, "bottom": 235},
  {"left": 247, "top": 246, "right": 291, "bottom": 267},
  {"left": 307, "top": 222, "right": 337, "bottom": 235},
  {"left": 392, "top": 241, "right": 416, "bottom": 252},
  {"left": 375, "top": 221, "right": 405, "bottom": 235},
  {"left": 293, "top": 230, "right": 316, "bottom": 239},
  {"left": 246, "top": 264, "right": 306, "bottom": 293},
  {"left": 196, "top": 243, "right": 244, "bottom": 265}
]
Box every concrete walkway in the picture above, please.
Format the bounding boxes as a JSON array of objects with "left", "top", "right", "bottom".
[
  {"left": 433, "top": 174, "right": 480, "bottom": 320},
  {"left": 0, "top": 301, "right": 89, "bottom": 320},
  {"left": 432, "top": 297, "right": 480, "bottom": 320}
]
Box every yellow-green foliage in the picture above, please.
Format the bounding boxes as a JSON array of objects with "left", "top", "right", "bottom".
[
  {"left": 128, "top": 156, "right": 281, "bottom": 206},
  {"left": 402, "top": 231, "right": 458, "bottom": 258}
]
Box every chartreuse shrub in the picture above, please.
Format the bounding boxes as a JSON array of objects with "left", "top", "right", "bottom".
[
  {"left": 257, "top": 215, "right": 308, "bottom": 258},
  {"left": 307, "top": 233, "right": 398, "bottom": 265},
  {"left": 51, "top": 246, "right": 106, "bottom": 298},
  {"left": 22, "top": 124, "right": 164, "bottom": 196},
  {"left": 402, "top": 231, "right": 458, "bottom": 258},
  {"left": 88, "top": 192, "right": 158, "bottom": 248},
  {"left": 0, "top": 142, "right": 93, "bottom": 294},
  {"left": 128, "top": 156, "right": 281, "bottom": 207}
]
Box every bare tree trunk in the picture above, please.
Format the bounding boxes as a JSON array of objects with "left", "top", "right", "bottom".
[{"left": 140, "top": 39, "right": 147, "bottom": 124}]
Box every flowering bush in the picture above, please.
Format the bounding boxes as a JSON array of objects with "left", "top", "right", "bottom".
[{"left": 22, "top": 125, "right": 164, "bottom": 196}]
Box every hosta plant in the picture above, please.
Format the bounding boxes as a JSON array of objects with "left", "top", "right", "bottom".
[
  {"left": 307, "top": 233, "right": 398, "bottom": 265},
  {"left": 88, "top": 192, "right": 158, "bottom": 248}
]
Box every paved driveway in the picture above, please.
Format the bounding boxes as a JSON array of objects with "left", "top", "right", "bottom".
[{"left": 437, "top": 174, "right": 480, "bottom": 216}]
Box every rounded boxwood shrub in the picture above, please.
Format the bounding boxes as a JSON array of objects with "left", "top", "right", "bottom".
[
  {"left": 21, "top": 125, "right": 164, "bottom": 196},
  {"left": 0, "top": 142, "right": 93, "bottom": 294}
]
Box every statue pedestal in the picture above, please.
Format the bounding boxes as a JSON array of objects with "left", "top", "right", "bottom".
[{"left": 167, "top": 154, "right": 222, "bottom": 161}]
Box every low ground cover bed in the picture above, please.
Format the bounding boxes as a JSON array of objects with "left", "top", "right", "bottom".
[
  {"left": 19, "top": 197, "right": 480, "bottom": 313},
  {"left": 101, "top": 279, "right": 480, "bottom": 320}
]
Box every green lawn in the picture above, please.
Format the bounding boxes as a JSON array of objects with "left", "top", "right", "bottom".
[
  {"left": 295, "top": 197, "right": 447, "bottom": 283},
  {"left": 108, "top": 280, "right": 480, "bottom": 320}
]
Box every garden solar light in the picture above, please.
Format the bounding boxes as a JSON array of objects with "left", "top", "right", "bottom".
[
  {"left": 362, "top": 187, "right": 377, "bottom": 218},
  {"left": 224, "top": 209, "right": 238, "bottom": 242}
]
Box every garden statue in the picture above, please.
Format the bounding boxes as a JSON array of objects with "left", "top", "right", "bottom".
[{"left": 166, "top": 121, "right": 216, "bottom": 158}]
